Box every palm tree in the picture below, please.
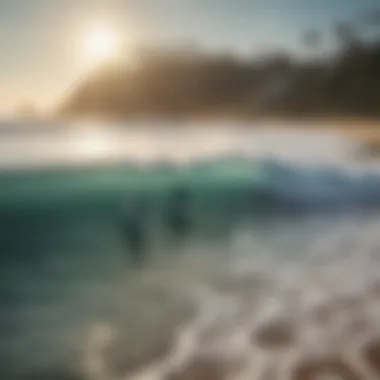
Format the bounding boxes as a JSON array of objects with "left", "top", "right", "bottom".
[
  {"left": 364, "top": 8, "right": 380, "bottom": 27},
  {"left": 334, "top": 21, "right": 361, "bottom": 52},
  {"left": 302, "top": 29, "right": 323, "bottom": 61},
  {"left": 358, "top": 8, "right": 380, "bottom": 40},
  {"left": 303, "top": 29, "right": 321, "bottom": 49}
]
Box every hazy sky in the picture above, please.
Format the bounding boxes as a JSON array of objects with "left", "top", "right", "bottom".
[{"left": 0, "top": 0, "right": 379, "bottom": 115}]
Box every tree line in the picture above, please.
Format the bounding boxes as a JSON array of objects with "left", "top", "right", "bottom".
[{"left": 60, "top": 14, "right": 380, "bottom": 119}]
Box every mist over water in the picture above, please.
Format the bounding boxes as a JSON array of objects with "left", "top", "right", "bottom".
[{"left": 2, "top": 122, "right": 380, "bottom": 380}]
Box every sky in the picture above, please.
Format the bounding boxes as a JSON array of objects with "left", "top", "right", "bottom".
[{"left": 0, "top": 0, "right": 379, "bottom": 115}]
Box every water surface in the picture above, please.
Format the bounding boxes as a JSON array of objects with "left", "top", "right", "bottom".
[{"left": 2, "top": 122, "right": 380, "bottom": 380}]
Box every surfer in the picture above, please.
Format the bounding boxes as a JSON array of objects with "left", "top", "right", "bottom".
[
  {"left": 165, "top": 185, "right": 191, "bottom": 240},
  {"left": 121, "top": 199, "right": 148, "bottom": 265}
]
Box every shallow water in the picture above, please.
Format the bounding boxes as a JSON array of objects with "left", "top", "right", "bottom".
[{"left": 2, "top": 123, "right": 380, "bottom": 380}]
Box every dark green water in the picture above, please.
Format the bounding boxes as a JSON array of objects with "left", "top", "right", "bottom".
[
  {"left": 0, "top": 160, "right": 272, "bottom": 379},
  {"left": 3, "top": 156, "right": 380, "bottom": 380}
]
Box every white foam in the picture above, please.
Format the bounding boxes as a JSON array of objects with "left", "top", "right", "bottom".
[
  {"left": 0, "top": 122, "right": 360, "bottom": 169},
  {"left": 57, "top": 213, "right": 380, "bottom": 380}
]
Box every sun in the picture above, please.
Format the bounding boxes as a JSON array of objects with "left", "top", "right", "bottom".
[{"left": 83, "top": 25, "right": 120, "bottom": 63}]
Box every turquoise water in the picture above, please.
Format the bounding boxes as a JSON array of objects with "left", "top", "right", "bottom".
[
  {"left": 1, "top": 158, "right": 271, "bottom": 378},
  {"left": 3, "top": 126, "right": 380, "bottom": 380}
]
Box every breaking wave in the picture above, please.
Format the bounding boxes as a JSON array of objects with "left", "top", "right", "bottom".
[
  {"left": 2, "top": 155, "right": 380, "bottom": 214},
  {"left": 2, "top": 126, "right": 380, "bottom": 380}
]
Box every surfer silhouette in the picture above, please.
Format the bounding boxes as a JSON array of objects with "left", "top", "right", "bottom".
[
  {"left": 121, "top": 199, "right": 148, "bottom": 265},
  {"left": 165, "top": 185, "right": 191, "bottom": 240}
]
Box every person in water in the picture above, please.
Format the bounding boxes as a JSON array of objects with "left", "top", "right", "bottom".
[
  {"left": 165, "top": 185, "right": 191, "bottom": 240},
  {"left": 121, "top": 200, "right": 147, "bottom": 265}
]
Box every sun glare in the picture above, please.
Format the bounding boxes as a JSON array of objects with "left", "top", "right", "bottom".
[{"left": 83, "top": 25, "right": 120, "bottom": 63}]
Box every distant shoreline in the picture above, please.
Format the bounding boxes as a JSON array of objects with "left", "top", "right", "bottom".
[{"left": 55, "top": 114, "right": 380, "bottom": 134}]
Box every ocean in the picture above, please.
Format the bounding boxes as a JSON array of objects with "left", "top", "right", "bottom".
[{"left": 2, "top": 121, "right": 380, "bottom": 380}]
